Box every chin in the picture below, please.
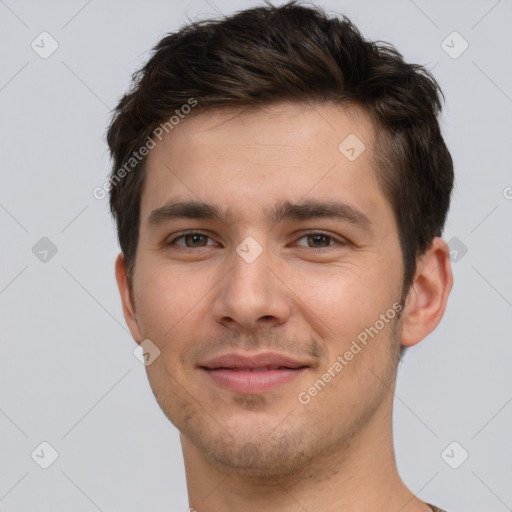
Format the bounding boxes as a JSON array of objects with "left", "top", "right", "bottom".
[{"left": 183, "top": 416, "right": 321, "bottom": 479}]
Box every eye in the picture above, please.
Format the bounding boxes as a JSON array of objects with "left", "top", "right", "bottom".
[
  {"left": 168, "top": 231, "right": 216, "bottom": 248},
  {"left": 165, "top": 230, "right": 345, "bottom": 250},
  {"left": 295, "top": 232, "right": 345, "bottom": 248}
]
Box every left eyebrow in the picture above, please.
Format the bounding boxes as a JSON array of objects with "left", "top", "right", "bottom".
[
  {"left": 268, "top": 199, "right": 374, "bottom": 234},
  {"left": 146, "top": 199, "right": 374, "bottom": 235}
]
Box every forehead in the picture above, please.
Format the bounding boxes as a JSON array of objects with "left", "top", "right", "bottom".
[{"left": 141, "top": 101, "right": 389, "bottom": 228}]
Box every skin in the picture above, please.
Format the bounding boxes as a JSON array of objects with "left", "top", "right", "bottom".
[{"left": 115, "top": 101, "right": 453, "bottom": 512}]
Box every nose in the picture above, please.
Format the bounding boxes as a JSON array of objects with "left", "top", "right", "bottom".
[{"left": 212, "top": 245, "right": 291, "bottom": 333}]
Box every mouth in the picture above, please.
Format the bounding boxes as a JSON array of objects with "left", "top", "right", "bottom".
[{"left": 199, "top": 352, "right": 311, "bottom": 393}]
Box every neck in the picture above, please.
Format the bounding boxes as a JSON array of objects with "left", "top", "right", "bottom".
[{"left": 181, "top": 397, "right": 432, "bottom": 512}]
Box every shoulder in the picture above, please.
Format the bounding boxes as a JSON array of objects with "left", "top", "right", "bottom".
[{"left": 427, "top": 504, "right": 448, "bottom": 512}]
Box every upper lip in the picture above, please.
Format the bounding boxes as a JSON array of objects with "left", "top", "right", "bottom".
[{"left": 199, "top": 351, "right": 310, "bottom": 370}]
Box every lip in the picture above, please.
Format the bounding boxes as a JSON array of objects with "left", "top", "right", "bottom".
[
  {"left": 199, "top": 351, "right": 310, "bottom": 393},
  {"left": 200, "top": 351, "right": 309, "bottom": 370}
]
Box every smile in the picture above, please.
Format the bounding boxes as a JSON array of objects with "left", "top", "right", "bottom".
[{"left": 201, "top": 367, "right": 308, "bottom": 393}]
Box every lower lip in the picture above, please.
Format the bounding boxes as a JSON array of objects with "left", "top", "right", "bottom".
[{"left": 201, "top": 368, "right": 308, "bottom": 393}]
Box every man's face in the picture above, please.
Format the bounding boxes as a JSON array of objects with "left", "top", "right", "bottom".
[{"left": 125, "top": 101, "right": 406, "bottom": 477}]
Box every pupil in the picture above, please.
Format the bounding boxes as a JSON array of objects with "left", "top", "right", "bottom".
[
  {"left": 187, "top": 234, "right": 206, "bottom": 246},
  {"left": 309, "top": 234, "right": 329, "bottom": 247}
]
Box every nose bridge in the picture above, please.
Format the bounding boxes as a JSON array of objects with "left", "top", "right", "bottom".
[
  {"left": 229, "top": 236, "right": 273, "bottom": 302},
  {"left": 213, "top": 235, "right": 290, "bottom": 329}
]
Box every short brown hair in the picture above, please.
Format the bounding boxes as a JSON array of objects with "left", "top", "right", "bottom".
[{"left": 106, "top": 0, "right": 454, "bottom": 304}]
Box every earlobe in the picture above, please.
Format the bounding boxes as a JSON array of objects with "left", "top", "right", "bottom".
[
  {"left": 114, "top": 253, "right": 143, "bottom": 344},
  {"left": 400, "top": 237, "right": 454, "bottom": 348}
]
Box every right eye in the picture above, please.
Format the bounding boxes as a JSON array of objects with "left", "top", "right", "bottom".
[{"left": 167, "top": 231, "right": 217, "bottom": 248}]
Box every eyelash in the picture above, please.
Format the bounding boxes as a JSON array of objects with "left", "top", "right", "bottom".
[{"left": 166, "top": 230, "right": 346, "bottom": 249}]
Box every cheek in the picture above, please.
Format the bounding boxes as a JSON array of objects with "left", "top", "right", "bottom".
[
  {"left": 133, "top": 263, "right": 202, "bottom": 343},
  {"left": 287, "top": 263, "right": 399, "bottom": 374},
  {"left": 286, "top": 263, "right": 381, "bottom": 336}
]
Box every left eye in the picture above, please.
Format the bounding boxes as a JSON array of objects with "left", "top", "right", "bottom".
[{"left": 296, "top": 233, "right": 341, "bottom": 248}]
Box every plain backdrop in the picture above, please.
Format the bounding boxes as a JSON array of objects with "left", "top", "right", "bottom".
[{"left": 1, "top": 1, "right": 511, "bottom": 511}]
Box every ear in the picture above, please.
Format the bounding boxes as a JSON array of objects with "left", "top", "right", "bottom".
[
  {"left": 115, "top": 253, "right": 143, "bottom": 344},
  {"left": 400, "top": 237, "right": 453, "bottom": 348}
]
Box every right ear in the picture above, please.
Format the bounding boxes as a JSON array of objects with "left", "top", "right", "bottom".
[{"left": 115, "top": 253, "right": 143, "bottom": 344}]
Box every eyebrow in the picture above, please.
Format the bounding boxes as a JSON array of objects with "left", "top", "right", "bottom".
[{"left": 147, "top": 199, "right": 374, "bottom": 234}]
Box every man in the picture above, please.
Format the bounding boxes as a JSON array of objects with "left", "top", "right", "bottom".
[{"left": 107, "top": 1, "right": 454, "bottom": 510}]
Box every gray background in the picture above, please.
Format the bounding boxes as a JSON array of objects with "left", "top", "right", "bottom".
[{"left": 1, "top": 0, "right": 511, "bottom": 511}]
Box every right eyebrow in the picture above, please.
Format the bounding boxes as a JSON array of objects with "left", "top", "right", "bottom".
[{"left": 147, "top": 201, "right": 236, "bottom": 230}]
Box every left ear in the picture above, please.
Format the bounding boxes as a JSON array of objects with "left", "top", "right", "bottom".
[{"left": 400, "top": 237, "right": 454, "bottom": 348}]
